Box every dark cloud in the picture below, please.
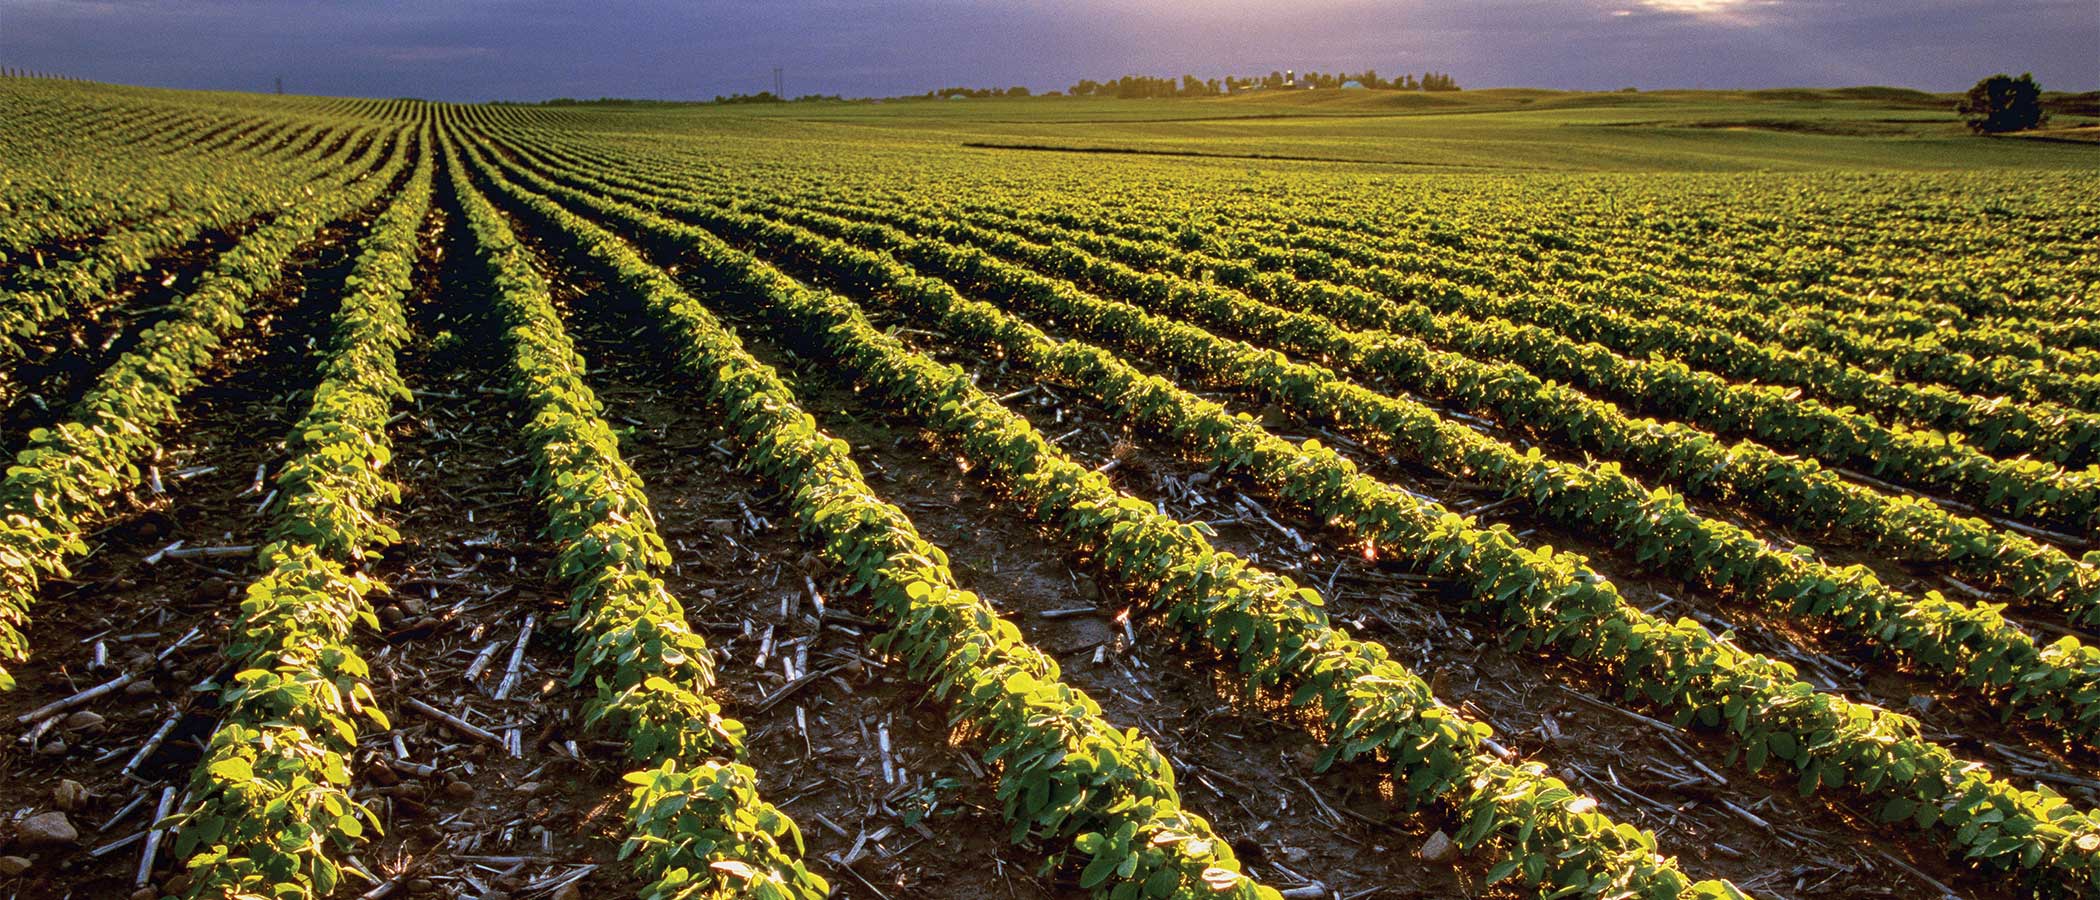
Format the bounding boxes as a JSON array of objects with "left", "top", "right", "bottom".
[{"left": 0, "top": 0, "right": 2091, "bottom": 100}]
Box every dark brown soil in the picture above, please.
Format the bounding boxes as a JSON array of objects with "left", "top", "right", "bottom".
[{"left": 0, "top": 234, "right": 111, "bottom": 284}]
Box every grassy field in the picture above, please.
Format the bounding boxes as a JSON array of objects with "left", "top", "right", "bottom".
[{"left": 565, "top": 85, "right": 2100, "bottom": 170}]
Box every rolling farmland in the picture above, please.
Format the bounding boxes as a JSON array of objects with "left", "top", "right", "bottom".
[{"left": 2, "top": 76, "right": 2099, "bottom": 900}]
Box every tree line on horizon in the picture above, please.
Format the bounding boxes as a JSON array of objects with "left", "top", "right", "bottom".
[
  {"left": 1067, "top": 69, "right": 1460, "bottom": 98},
  {"left": 922, "top": 69, "right": 1459, "bottom": 100}
]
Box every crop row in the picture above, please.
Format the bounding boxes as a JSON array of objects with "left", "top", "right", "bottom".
[
  {"left": 2, "top": 99, "right": 245, "bottom": 193},
  {"left": 973, "top": 195, "right": 2100, "bottom": 532},
  {"left": 1192, "top": 208, "right": 2091, "bottom": 425},
  {"left": 536, "top": 136, "right": 2100, "bottom": 535},
  {"left": 0, "top": 127, "right": 407, "bottom": 689},
  {"left": 861, "top": 171, "right": 2100, "bottom": 453},
  {"left": 443, "top": 130, "right": 830, "bottom": 900},
  {"left": 1017, "top": 197, "right": 2100, "bottom": 459},
  {"left": 0, "top": 107, "right": 319, "bottom": 261},
  {"left": 0, "top": 121, "right": 380, "bottom": 391},
  {"left": 1177, "top": 204, "right": 2100, "bottom": 407},
  {"left": 0, "top": 109, "right": 327, "bottom": 265},
  {"left": 468, "top": 137, "right": 1758, "bottom": 900},
  {"left": 504, "top": 135, "right": 2100, "bottom": 740},
  {"left": 707, "top": 190, "right": 2100, "bottom": 745},
  {"left": 459, "top": 135, "right": 1283, "bottom": 899},
  {"left": 3, "top": 110, "right": 333, "bottom": 230},
  {"left": 779, "top": 188, "right": 2100, "bottom": 626},
  {"left": 0, "top": 93, "right": 443, "bottom": 271},
  {"left": 165, "top": 131, "right": 435, "bottom": 899},
  {"left": 483, "top": 135, "right": 2100, "bottom": 895},
  {"left": 1021, "top": 175, "right": 2100, "bottom": 372}
]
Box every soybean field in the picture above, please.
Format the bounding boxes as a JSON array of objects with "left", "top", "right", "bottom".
[{"left": 2, "top": 76, "right": 2099, "bottom": 900}]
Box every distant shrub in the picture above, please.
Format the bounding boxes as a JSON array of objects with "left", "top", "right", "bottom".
[{"left": 1959, "top": 73, "right": 2047, "bottom": 133}]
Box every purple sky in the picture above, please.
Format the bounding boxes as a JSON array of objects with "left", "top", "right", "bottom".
[{"left": 2, "top": 0, "right": 2093, "bottom": 101}]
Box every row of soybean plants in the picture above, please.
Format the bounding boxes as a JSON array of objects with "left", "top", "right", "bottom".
[
  {"left": 871, "top": 165, "right": 2096, "bottom": 368},
  {"left": 970, "top": 162, "right": 2100, "bottom": 347},
  {"left": 1128, "top": 171, "right": 2100, "bottom": 375},
  {"left": 961, "top": 185, "right": 2100, "bottom": 459},
  {"left": 548, "top": 136, "right": 2100, "bottom": 532},
  {"left": 881, "top": 185, "right": 2100, "bottom": 532},
  {"left": 0, "top": 118, "right": 382, "bottom": 392},
  {"left": 0, "top": 105, "right": 340, "bottom": 270},
  {"left": 1209, "top": 181, "right": 2100, "bottom": 390},
  {"left": 493, "top": 136, "right": 2100, "bottom": 897},
  {"left": 468, "top": 131, "right": 1749, "bottom": 900},
  {"left": 0, "top": 105, "right": 322, "bottom": 255},
  {"left": 692, "top": 202, "right": 2099, "bottom": 895},
  {"left": 0, "top": 100, "right": 342, "bottom": 265},
  {"left": 457, "top": 132, "right": 1282, "bottom": 900},
  {"left": 0, "top": 92, "right": 262, "bottom": 199},
  {"left": 787, "top": 184, "right": 2100, "bottom": 629},
  {"left": 676, "top": 183, "right": 2100, "bottom": 747},
  {"left": 1162, "top": 212, "right": 2100, "bottom": 527},
  {"left": 0, "top": 110, "right": 334, "bottom": 274},
  {"left": 0, "top": 99, "right": 248, "bottom": 257},
  {"left": 1175, "top": 199, "right": 2100, "bottom": 422},
  {"left": 512, "top": 136, "right": 2100, "bottom": 615},
  {"left": 442, "top": 129, "right": 830, "bottom": 900},
  {"left": 0, "top": 126, "right": 409, "bottom": 689},
  {"left": 160, "top": 132, "right": 436, "bottom": 898},
  {"left": 1113, "top": 167, "right": 2089, "bottom": 324},
  {"left": 514, "top": 135, "right": 2100, "bottom": 665}
]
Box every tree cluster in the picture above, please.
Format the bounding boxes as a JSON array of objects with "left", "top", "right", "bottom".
[
  {"left": 1959, "top": 73, "right": 2047, "bottom": 134},
  {"left": 1067, "top": 69, "right": 1459, "bottom": 97},
  {"left": 708, "top": 92, "right": 844, "bottom": 104},
  {"left": 925, "top": 86, "right": 1032, "bottom": 99}
]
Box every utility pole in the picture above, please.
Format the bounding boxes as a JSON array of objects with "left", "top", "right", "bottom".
[{"left": 772, "top": 66, "right": 783, "bottom": 99}]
